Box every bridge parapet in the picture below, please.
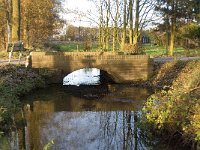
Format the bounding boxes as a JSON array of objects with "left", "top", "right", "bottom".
[{"left": 31, "top": 52, "right": 153, "bottom": 83}]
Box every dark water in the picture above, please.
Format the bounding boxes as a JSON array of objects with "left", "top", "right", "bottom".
[
  {"left": 1, "top": 84, "right": 181, "bottom": 150},
  {"left": 17, "top": 84, "right": 152, "bottom": 150}
]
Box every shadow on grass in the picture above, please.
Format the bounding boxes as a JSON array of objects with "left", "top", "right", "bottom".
[{"left": 153, "top": 61, "right": 188, "bottom": 89}]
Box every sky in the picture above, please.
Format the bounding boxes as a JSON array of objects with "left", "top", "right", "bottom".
[
  {"left": 63, "top": 0, "right": 98, "bottom": 27},
  {"left": 61, "top": 0, "right": 158, "bottom": 31}
]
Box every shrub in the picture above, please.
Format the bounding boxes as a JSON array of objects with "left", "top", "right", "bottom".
[
  {"left": 84, "top": 41, "right": 92, "bottom": 51},
  {"left": 0, "top": 65, "right": 46, "bottom": 132},
  {"left": 123, "top": 44, "right": 144, "bottom": 54},
  {"left": 178, "top": 23, "right": 200, "bottom": 48},
  {"left": 143, "top": 60, "right": 200, "bottom": 144}
]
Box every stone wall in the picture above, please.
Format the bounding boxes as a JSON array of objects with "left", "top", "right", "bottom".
[{"left": 31, "top": 52, "right": 153, "bottom": 83}]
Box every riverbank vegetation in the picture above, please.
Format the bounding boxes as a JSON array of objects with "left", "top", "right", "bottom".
[
  {"left": 141, "top": 60, "right": 200, "bottom": 148},
  {"left": 0, "top": 65, "right": 46, "bottom": 135}
]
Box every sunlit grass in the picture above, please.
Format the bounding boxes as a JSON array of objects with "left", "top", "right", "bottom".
[
  {"left": 51, "top": 42, "right": 200, "bottom": 57},
  {"left": 50, "top": 42, "right": 100, "bottom": 52},
  {"left": 143, "top": 44, "right": 200, "bottom": 57}
]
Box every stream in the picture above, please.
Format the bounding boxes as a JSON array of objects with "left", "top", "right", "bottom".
[{"left": 0, "top": 68, "right": 184, "bottom": 150}]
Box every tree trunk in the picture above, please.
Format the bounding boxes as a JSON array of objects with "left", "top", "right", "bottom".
[
  {"left": 12, "top": 0, "right": 21, "bottom": 42},
  {"left": 169, "top": 16, "right": 175, "bottom": 56},
  {"left": 99, "top": 24, "right": 102, "bottom": 50},
  {"left": 165, "top": 4, "right": 170, "bottom": 55},
  {"left": 22, "top": 0, "right": 30, "bottom": 47},
  {"left": 112, "top": 0, "right": 119, "bottom": 51},
  {"left": 105, "top": 0, "right": 110, "bottom": 50},
  {"left": 166, "top": 18, "right": 170, "bottom": 54},
  {"left": 168, "top": 1, "right": 176, "bottom": 56},
  {"left": 129, "top": 0, "right": 133, "bottom": 44},
  {"left": 5, "top": 0, "right": 11, "bottom": 44},
  {"left": 23, "top": 22, "right": 29, "bottom": 47},
  {"left": 133, "top": 0, "right": 139, "bottom": 46},
  {"left": 121, "top": 0, "right": 127, "bottom": 50},
  {"left": 99, "top": 0, "right": 104, "bottom": 50}
]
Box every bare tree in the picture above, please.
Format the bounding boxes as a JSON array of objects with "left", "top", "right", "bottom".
[
  {"left": 121, "top": 0, "right": 127, "bottom": 50},
  {"left": 133, "top": 0, "right": 156, "bottom": 47},
  {"left": 112, "top": 0, "right": 119, "bottom": 51},
  {"left": 129, "top": 0, "right": 134, "bottom": 44},
  {"left": 0, "top": 0, "right": 11, "bottom": 46},
  {"left": 105, "top": 0, "right": 111, "bottom": 50}
]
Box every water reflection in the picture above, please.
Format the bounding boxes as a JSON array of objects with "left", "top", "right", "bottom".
[
  {"left": 19, "top": 85, "right": 151, "bottom": 150},
  {"left": 63, "top": 68, "right": 100, "bottom": 86},
  {"left": 26, "top": 111, "right": 143, "bottom": 150}
]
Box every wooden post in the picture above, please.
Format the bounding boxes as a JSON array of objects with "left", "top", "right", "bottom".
[
  {"left": 18, "top": 51, "right": 22, "bottom": 64},
  {"left": 8, "top": 44, "right": 14, "bottom": 63}
]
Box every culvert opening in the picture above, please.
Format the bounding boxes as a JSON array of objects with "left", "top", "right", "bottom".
[{"left": 63, "top": 68, "right": 115, "bottom": 86}]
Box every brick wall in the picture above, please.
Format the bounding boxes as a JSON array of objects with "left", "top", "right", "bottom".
[{"left": 31, "top": 52, "right": 153, "bottom": 83}]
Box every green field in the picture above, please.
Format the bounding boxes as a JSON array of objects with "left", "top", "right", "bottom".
[
  {"left": 49, "top": 42, "right": 100, "bottom": 52},
  {"left": 49, "top": 42, "right": 200, "bottom": 57},
  {"left": 142, "top": 44, "right": 200, "bottom": 57},
  {"left": 0, "top": 43, "right": 199, "bottom": 59}
]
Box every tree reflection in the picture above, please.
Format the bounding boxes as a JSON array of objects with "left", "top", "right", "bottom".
[
  {"left": 97, "top": 111, "right": 140, "bottom": 150},
  {"left": 22, "top": 109, "right": 148, "bottom": 149},
  {"left": 16, "top": 85, "right": 151, "bottom": 150}
]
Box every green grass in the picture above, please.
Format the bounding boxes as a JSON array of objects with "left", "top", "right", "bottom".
[
  {"left": 50, "top": 42, "right": 100, "bottom": 52},
  {"left": 49, "top": 42, "right": 200, "bottom": 57},
  {"left": 143, "top": 44, "right": 200, "bottom": 57}
]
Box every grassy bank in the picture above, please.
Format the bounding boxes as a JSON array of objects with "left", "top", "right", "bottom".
[
  {"left": 0, "top": 65, "right": 46, "bottom": 135},
  {"left": 142, "top": 60, "right": 200, "bottom": 148}
]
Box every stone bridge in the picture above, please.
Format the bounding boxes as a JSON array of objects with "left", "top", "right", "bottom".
[{"left": 31, "top": 52, "right": 153, "bottom": 83}]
